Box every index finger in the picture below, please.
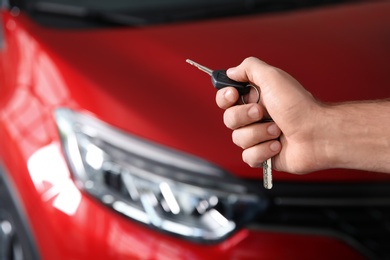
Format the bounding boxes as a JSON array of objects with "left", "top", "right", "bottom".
[{"left": 226, "top": 57, "right": 269, "bottom": 87}]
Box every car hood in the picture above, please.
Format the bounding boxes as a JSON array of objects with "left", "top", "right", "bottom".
[{"left": 10, "top": 1, "right": 390, "bottom": 181}]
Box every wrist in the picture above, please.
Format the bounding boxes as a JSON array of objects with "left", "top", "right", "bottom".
[
  {"left": 302, "top": 103, "right": 339, "bottom": 172},
  {"left": 315, "top": 103, "right": 348, "bottom": 170}
]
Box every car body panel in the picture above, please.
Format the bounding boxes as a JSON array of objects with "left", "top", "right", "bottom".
[{"left": 0, "top": 1, "right": 389, "bottom": 259}]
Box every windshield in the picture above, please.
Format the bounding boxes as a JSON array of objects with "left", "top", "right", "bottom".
[{"left": 10, "top": 0, "right": 355, "bottom": 28}]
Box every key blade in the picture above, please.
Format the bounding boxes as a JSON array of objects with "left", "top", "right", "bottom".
[
  {"left": 186, "top": 59, "right": 213, "bottom": 76},
  {"left": 263, "top": 158, "right": 273, "bottom": 189}
]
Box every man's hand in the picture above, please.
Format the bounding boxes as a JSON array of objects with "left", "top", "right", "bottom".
[{"left": 216, "top": 57, "right": 390, "bottom": 174}]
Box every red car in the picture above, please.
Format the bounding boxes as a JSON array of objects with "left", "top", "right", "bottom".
[{"left": 1, "top": 0, "right": 390, "bottom": 259}]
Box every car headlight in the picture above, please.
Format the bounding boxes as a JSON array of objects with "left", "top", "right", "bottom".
[{"left": 55, "top": 108, "right": 267, "bottom": 242}]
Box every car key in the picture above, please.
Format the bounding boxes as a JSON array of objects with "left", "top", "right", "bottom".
[
  {"left": 186, "top": 59, "right": 273, "bottom": 189},
  {"left": 186, "top": 59, "right": 251, "bottom": 95}
]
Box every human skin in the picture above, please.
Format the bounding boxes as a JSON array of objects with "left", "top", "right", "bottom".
[{"left": 216, "top": 57, "right": 390, "bottom": 174}]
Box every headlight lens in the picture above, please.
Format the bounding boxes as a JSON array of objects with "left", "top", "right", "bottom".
[{"left": 55, "top": 108, "right": 267, "bottom": 242}]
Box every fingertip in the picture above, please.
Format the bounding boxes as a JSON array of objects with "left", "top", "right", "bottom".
[
  {"left": 226, "top": 67, "right": 236, "bottom": 77},
  {"left": 216, "top": 87, "right": 239, "bottom": 109}
]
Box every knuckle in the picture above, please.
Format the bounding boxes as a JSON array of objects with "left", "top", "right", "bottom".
[
  {"left": 223, "top": 107, "right": 242, "bottom": 129},
  {"left": 231, "top": 131, "right": 240, "bottom": 147},
  {"left": 232, "top": 130, "right": 247, "bottom": 149},
  {"left": 223, "top": 110, "right": 235, "bottom": 129},
  {"left": 244, "top": 56, "right": 259, "bottom": 65}
]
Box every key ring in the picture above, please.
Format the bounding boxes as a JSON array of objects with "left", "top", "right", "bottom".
[{"left": 241, "top": 84, "right": 260, "bottom": 104}]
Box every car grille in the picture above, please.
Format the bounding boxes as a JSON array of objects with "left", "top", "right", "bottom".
[{"left": 249, "top": 181, "right": 390, "bottom": 260}]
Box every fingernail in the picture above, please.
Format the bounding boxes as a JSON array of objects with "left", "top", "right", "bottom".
[
  {"left": 226, "top": 67, "right": 236, "bottom": 75},
  {"left": 248, "top": 106, "right": 260, "bottom": 120},
  {"left": 224, "top": 88, "right": 232, "bottom": 97},
  {"left": 224, "top": 88, "right": 234, "bottom": 102},
  {"left": 270, "top": 141, "right": 281, "bottom": 152},
  {"left": 267, "top": 123, "right": 280, "bottom": 136}
]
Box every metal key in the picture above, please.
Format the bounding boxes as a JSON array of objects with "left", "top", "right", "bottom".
[
  {"left": 186, "top": 58, "right": 273, "bottom": 189},
  {"left": 186, "top": 59, "right": 251, "bottom": 95},
  {"left": 263, "top": 158, "right": 273, "bottom": 189}
]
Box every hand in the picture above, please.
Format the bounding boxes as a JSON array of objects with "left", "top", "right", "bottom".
[{"left": 216, "top": 57, "right": 330, "bottom": 174}]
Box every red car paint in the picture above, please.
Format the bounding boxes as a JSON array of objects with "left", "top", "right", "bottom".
[{"left": 0, "top": 1, "right": 389, "bottom": 259}]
